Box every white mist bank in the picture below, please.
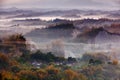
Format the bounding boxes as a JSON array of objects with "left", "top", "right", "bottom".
[
  {"left": 1, "top": 14, "right": 120, "bottom": 59},
  {"left": 1, "top": 14, "right": 107, "bottom": 21},
  {"left": 25, "top": 37, "right": 120, "bottom": 59},
  {"left": 0, "top": 14, "right": 108, "bottom": 35}
]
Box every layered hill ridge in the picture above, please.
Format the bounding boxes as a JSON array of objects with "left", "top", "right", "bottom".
[
  {"left": 74, "top": 24, "right": 120, "bottom": 43},
  {"left": 26, "top": 18, "right": 120, "bottom": 44},
  {"left": 25, "top": 23, "right": 75, "bottom": 42}
]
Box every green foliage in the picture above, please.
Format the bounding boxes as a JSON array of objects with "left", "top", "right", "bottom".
[
  {"left": 89, "top": 59, "right": 103, "bottom": 65},
  {"left": 67, "top": 57, "right": 77, "bottom": 63},
  {"left": 81, "top": 65, "right": 104, "bottom": 80},
  {"left": 18, "top": 70, "right": 39, "bottom": 80},
  {"left": 11, "top": 66, "right": 21, "bottom": 73},
  {"left": 0, "top": 34, "right": 120, "bottom": 80},
  {"left": 81, "top": 53, "right": 110, "bottom": 64},
  {"left": 30, "top": 51, "right": 65, "bottom": 63},
  {"left": 44, "top": 74, "right": 62, "bottom": 80},
  {"left": 0, "top": 53, "right": 10, "bottom": 70}
]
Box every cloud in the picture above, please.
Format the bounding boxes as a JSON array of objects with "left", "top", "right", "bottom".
[
  {"left": 92, "top": 0, "right": 120, "bottom": 5},
  {"left": 2, "top": 0, "right": 27, "bottom": 4},
  {"left": 1, "top": 0, "right": 120, "bottom": 10},
  {"left": 1, "top": 0, "right": 120, "bottom": 4},
  {"left": 116, "top": 0, "right": 120, "bottom": 4},
  {"left": 0, "top": 0, "right": 4, "bottom": 6}
]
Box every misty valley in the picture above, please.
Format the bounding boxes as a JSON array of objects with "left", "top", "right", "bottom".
[{"left": 0, "top": 8, "right": 120, "bottom": 80}]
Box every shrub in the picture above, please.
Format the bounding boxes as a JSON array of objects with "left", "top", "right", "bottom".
[
  {"left": 0, "top": 53, "right": 10, "bottom": 70},
  {"left": 112, "top": 59, "right": 119, "bottom": 65}
]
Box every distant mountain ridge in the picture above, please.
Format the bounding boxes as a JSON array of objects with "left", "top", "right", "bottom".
[
  {"left": 74, "top": 24, "right": 120, "bottom": 43},
  {"left": 25, "top": 18, "right": 120, "bottom": 44},
  {"left": 1, "top": 8, "right": 120, "bottom": 19}
]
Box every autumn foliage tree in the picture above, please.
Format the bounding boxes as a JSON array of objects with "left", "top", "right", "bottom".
[
  {"left": 36, "top": 69, "right": 48, "bottom": 80},
  {"left": 0, "top": 53, "right": 10, "bottom": 70},
  {"left": 81, "top": 65, "right": 103, "bottom": 80},
  {"left": 65, "top": 69, "right": 87, "bottom": 80},
  {"left": 0, "top": 34, "right": 29, "bottom": 57}
]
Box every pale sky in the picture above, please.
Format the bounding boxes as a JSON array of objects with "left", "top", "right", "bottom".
[{"left": 0, "top": 0, "right": 120, "bottom": 10}]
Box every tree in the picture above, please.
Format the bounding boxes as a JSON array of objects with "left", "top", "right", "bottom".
[
  {"left": 81, "top": 65, "right": 103, "bottom": 80},
  {"left": 17, "top": 70, "right": 38, "bottom": 80},
  {"left": 37, "top": 69, "right": 48, "bottom": 80},
  {"left": 67, "top": 57, "right": 76, "bottom": 63},
  {"left": 0, "top": 53, "right": 10, "bottom": 70},
  {"left": 0, "top": 70, "right": 19, "bottom": 80},
  {"left": 64, "top": 69, "right": 87, "bottom": 80}
]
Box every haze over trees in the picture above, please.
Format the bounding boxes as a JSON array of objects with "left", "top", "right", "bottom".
[{"left": 0, "top": 34, "right": 120, "bottom": 80}]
